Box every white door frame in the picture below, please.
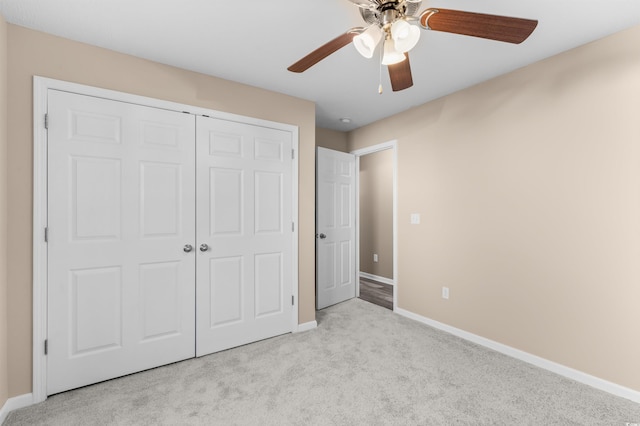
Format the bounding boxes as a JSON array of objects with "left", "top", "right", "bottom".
[
  {"left": 351, "top": 140, "right": 398, "bottom": 310},
  {"left": 32, "top": 76, "right": 299, "bottom": 403}
]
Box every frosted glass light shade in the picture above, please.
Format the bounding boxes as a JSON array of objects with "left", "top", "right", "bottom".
[
  {"left": 353, "top": 25, "right": 383, "bottom": 59},
  {"left": 381, "top": 38, "right": 406, "bottom": 65},
  {"left": 391, "top": 19, "right": 421, "bottom": 53}
]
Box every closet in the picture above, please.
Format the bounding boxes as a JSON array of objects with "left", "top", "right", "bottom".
[{"left": 45, "top": 89, "right": 296, "bottom": 394}]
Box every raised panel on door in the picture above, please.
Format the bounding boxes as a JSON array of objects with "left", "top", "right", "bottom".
[
  {"left": 209, "top": 168, "right": 243, "bottom": 235},
  {"left": 47, "top": 90, "right": 196, "bottom": 395},
  {"left": 140, "top": 162, "right": 182, "bottom": 238},
  {"left": 196, "top": 116, "right": 293, "bottom": 357},
  {"left": 255, "top": 252, "right": 283, "bottom": 317},
  {"left": 69, "top": 266, "right": 123, "bottom": 356},
  {"left": 71, "top": 156, "right": 121, "bottom": 240},
  {"left": 139, "top": 261, "right": 182, "bottom": 341},
  {"left": 209, "top": 256, "right": 244, "bottom": 327},
  {"left": 316, "top": 147, "right": 356, "bottom": 309},
  {"left": 255, "top": 171, "right": 283, "bottom": 234}
]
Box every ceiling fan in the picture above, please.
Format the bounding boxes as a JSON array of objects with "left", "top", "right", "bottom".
[{"left": 287, "top": 0, "right": 538, "bottom": 92}]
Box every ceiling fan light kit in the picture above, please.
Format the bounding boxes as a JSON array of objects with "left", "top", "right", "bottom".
[
  {"left": 391, "top": 19, "right": 421, "bottom": 53},
  {"left": 353, "top": 25, "right": 383, "bottom": 58},
  {"left": 288, "top": 0, "right": 538, "bottom": 92},
  {"left": 381, "top": 38, "right": 406, "bottom": 65}
]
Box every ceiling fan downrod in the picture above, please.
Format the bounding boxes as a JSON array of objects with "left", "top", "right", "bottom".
[{"left": 375, "top": 1, "right": 410, "bottom": 29}]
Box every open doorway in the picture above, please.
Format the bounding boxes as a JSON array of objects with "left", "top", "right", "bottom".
[{"left": 353, "top": 141, "right": 397, "bottom": 311}]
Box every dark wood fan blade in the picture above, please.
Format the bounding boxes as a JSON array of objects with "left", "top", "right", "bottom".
[
  {"left": 420, "top": 8, "right": 537, "bottom": 44},
  {"left": 288, "top": 29, "right": 362, "bottom": 73},
  {"left": 388, "top": 53, "right": 413, "bottom": 92}
]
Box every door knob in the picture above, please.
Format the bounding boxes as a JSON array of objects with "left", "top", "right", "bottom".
[
  {"left": 318, "top": 233, "right": 327, "bottom": 239},
  {"left": 183, "top": 244, "right": 193, "bottom": 253},
  {"left": 200, "top": 243, "right": 209, "bottom": 252}
]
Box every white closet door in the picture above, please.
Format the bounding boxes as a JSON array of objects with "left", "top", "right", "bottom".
[
  {"left": 196, "top": 116, "right": 293, "bottom": 356},
  {"left": 47, "top": 90, "right": 196, "bottom": 395}
]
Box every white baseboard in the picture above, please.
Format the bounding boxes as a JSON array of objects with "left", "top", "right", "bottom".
[
  {"left": 0, "top": 393, "right": 34, "bottom": 424},
  {"left": 395, "top": 308, "right": 640, "bottom": 404},
  {"left": 295, "top": 320, "right": 317, "bottom": 333},
  {"left": 359, "top": 272, "right": 395, "bottom": 286}
]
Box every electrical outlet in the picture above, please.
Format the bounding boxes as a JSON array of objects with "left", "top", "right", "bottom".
[
  {"left": 373, "top": 254, "right": 378, "bottom": 262},
  {"left": 442, "top": 287, "right": 449, "bottom": 300},
  {"left": 410, "top": 213, "right": 420, "bottom": 224}
]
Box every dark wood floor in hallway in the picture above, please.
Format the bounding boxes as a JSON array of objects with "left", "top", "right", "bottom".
[{"left": 358, "top": 277, "right": 393, "bottom": 310}]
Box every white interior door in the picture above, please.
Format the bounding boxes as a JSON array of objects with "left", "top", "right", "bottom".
[
  {"left": 47, "top": 90, "right": 196, "bottom": 395},
  {"left": 195, "top": 116, "right": 294, "bottom": 356},
  {"left": 316, "top": 147, "right": 356, "bottom": 309}
]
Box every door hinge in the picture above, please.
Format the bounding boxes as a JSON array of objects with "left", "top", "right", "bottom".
[
  {"left": 44, "top": 113, "right": 49, "bottom": 129},
  {"left": 44, "top": 339, "right": 48, "bottom": 355},
  {"left": 291, "top": 295, "right": 294, "bottom": 306},
  {"left": 292, "top": 222, "right": 295, "bottom": 232},
  {"left": 44, "top": 227, "right": 48, "bottom": 243},
  {"left": 291, "top": 149, "right": 295, "bottom": 160}
]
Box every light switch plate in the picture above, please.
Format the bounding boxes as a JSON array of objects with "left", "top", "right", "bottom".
[
  {"left": 442, "top": 287, "right": 449, "bottom": 299},
  {"left": 411, "top": 213, "right": 420, "bottom": 224}
]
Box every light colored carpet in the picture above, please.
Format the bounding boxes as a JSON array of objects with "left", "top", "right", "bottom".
[{"left": 5, "top": 298, "right": 640, "bottom": 425}]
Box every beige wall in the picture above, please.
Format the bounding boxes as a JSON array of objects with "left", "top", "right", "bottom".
[
  {"left": 316, "top": 127, "right": 348, "bottom": 152},
  {"left": 6, "top": 24, "right": 316, "bottom": 397},
  {"left": 0, "top": 12, "right": 9, "bottom": 410},
  {"left": 349, "top": 25, "right": 640, "bottom": 392},
  {"left": 359, "top": 149, "right": 393, "bottom": 279}
]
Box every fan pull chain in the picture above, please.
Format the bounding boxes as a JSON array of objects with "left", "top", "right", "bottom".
[{"left": 378, "top": 45, "right": 383, "bottom": 94}]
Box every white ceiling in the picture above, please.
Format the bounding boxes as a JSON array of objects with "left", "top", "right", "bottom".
[{"left": 1, "top": 0, "right": 639, "bottom": 131}]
